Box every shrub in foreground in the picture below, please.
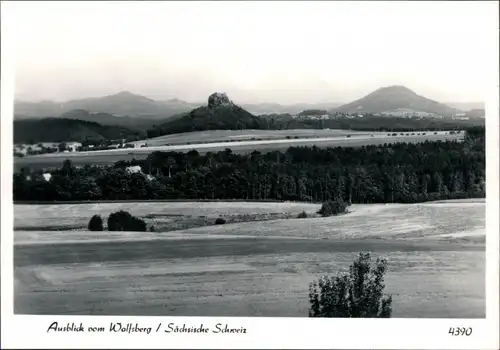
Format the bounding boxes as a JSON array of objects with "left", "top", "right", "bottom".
[
  {"left": 107, "top": 210, "right": 147, "bottom": 231},
  {"left": 308, "top": 252, "right": 392, "bottom": 318},
  {"left": 88, "top": 215, "right": 103, "bottom": 231}
]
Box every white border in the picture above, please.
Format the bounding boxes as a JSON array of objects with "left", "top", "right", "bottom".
[{"left": 1, "top": 2, "right": 499, "bottom": 349}]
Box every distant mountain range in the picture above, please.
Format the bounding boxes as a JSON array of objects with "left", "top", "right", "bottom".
[
  {"left": 15, "top": 86, "right": 480, "bottom": 123},
  {"left": 14, "top": 91, "right": 342, "bottom": 121},
  {"left": 331, "top": 86, "right": 461, "bottom": 117},
  {"left": 14, "top": 86, "right": 484, "bottom": 144},
  {"left": 14, "top": 91, "right": 201, "bottom": 120},
  {"left": 14, "top": 90, "right": 485, "bottom": 144}
]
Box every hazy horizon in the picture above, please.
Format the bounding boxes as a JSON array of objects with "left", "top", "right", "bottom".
[
  {"left": 13, "top": 87, "right": 486, "bottom": 107},
  {"left": 6, "top": 1, "right": 496, "bottom": 104}
]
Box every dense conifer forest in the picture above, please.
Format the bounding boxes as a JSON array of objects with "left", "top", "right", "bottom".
[{"left": 13, "top": 126, "right": 485, "bottom": 204}]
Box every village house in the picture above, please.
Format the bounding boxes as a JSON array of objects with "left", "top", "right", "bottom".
[{"left": 66, "top": 142, "right": 83, "bottom": 152}]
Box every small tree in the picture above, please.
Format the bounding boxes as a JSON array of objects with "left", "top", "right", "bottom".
[
  {"left": 215, "top": 217, "right": 226, "bottom": 225},
  {"left": 318, "top": 198, "right": 348, "bottom": 217},
  {"left": 297, "top": 211, "right": 308, "bottom": 218},
  {"left": 130, "top": 216, "right": 147, "bottom": 231},
  {"left": 308, "top": 252, "right": 392, "bottom": 318},
  {"left": 107, "top": 210, "right": 147, "bottom": 231},
  {"left": 108, "top": 211, "right": 131, "bottom": 231},
  {"left": 88, "top": 215, "right": 103, "bottom": 231},
  {"left": 58, "top": 142, "right": 67, "bottom": 152}
]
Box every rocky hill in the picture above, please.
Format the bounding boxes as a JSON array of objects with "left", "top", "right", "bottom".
[
  {"left": 332, "top": 86, "right": 460, "bottom": 116},
  {"left": 146, "top": 92, "right": 264, "bottom": 138}
]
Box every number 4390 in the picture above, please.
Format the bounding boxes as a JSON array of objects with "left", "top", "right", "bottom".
[{"left": 449, "top": 327, "right": 472, "bottom": 336}]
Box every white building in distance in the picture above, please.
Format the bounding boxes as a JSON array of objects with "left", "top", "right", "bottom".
[{"left": 66, "top": 142, "right": 82, "bottom": 152}]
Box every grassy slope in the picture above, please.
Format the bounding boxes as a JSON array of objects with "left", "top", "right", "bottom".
[
  {"left": 14, "top": 200, "right": 485, "bottom": 317},
  {"left": 14, "top": 200, "right": 485, "bottom": 243},
  {"left": 14, "top": 202, "right": 321, "bottom": 231},
  {"left": 14, "top": 248, "right": 484, "bottom": 317}
]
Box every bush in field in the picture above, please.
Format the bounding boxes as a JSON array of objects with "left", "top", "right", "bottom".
[
  {"left": 215, "top": 217, "right": 226, "bottom": 225},
  {"left": 318, "top": 198, "right": 348, "bottom": 217},
  {"left": 297, "top": 211, "right": 308, "bottom": 218},
  {"left": 88, "top": 215, "right": 103, "bottom": 231},
  {"left": 107, "top": 210, "right": 147, "bottom": 231},
  {"left": 308, "top": 252, "right": 392, "bottom": 318}
]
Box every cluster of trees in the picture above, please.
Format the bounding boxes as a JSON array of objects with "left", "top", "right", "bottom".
[
  {"left": 13, "top": 127, "right": 485, "bottom": 204},
  {"left": 88, "top": 211, "right": 147, "bottom": 231},
  {"left": 318, "top": 198, "right": 350, "bottom": 217},
  {"left": 215, "top": 217, "right": 226, "bottom": 225},
  {"left": 297, "top": 109, "right": 328, "bottom": 117},
  {"left": 77, "top": 142, "right": 141, "bottom": 153}
]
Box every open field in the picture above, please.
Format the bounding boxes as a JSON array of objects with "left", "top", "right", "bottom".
[
  {"left": 14, "top": 130, "right": 464, "bottom": 171},
  {"left": 14, "top": 200, "right": 485, "bottom": 242},
  {"left": 14, "top": 200, "right": 485, "bottom": 317},
  {"left": 138, "top": 129, "right": 375, "bottom": 147},
  {"left": 14, "top": 201, "right": 321, "bottom": 231}
]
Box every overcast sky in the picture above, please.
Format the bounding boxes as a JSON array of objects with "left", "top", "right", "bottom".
[{"left": 5, "top": 1, "right": 497, "bottom": 104}]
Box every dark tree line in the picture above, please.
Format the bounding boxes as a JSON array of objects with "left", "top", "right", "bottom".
[
  {"left": 270, "top": 115, "right": 483, "bottom": 133},
  {"left": 14, "top": 127, "right": 485, "bottom": 204},
  {"left": 13, "top": 118, "right": 143, "bottom": 144}
]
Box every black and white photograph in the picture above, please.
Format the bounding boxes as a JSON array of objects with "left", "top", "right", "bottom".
[{"left": 1, "top": 1, "right": 499, "bottom": 349}]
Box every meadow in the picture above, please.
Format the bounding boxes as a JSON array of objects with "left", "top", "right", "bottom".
[
  {"left": 14, "top": 199, "right": 485, "bottom": 318},
  {"left": 14, "top": 201, "right": 321, "bottom": 231},
  {"left": 138, "top": 129, "right": 374, "bottom": 146}
]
